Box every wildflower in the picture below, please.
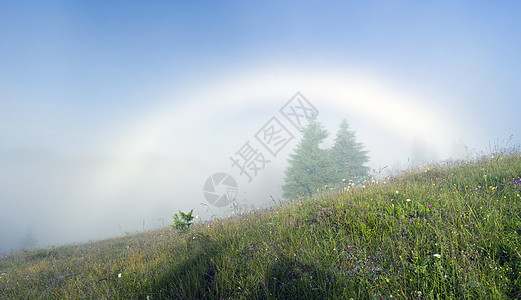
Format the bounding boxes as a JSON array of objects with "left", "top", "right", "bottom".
[
  {"left": 428, "top": 204, "right": 432, "bottom": 208},
  {"left": 395, "top": 190, "right": 399, "bottom": 194},
  {"left": 386, "top": 278, "right": 389, "bottom": 283},
  {"left": 118, "top": 273, "right": 122, "bottom": 278},
  {"left": 433, "top": 254, "right": 441, "bottom": 258},
  {"left": 406, "top": 198, "right": 411, "bottom": 202},
  {"left": 514, "top": 179, "right": 520, "bottom": 185}
]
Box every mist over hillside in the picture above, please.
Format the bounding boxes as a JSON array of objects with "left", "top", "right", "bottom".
[
  {"left": 0, "top": 147, "right": 293, "bottom": 254},
  {"left": 0, "top": 149, "right": 209, "bottom": 254},
  {"left": 1, "top": 1, "right": 520, "bottom": 256}
]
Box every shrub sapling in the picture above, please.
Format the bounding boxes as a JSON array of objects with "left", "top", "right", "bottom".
[{"left": 171, "top": 209, "right": 195, "bottom": 231}]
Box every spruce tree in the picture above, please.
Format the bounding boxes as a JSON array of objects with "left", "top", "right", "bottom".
[
  {"left": 282, "top": 113, "right": 331, "bottom": 199},
  {"left": 330, "top": 119, "right": 370, "bottom": 182}
]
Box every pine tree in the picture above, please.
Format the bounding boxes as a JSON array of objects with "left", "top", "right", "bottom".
[
  {"left": 282, "top": 113, "right": 331, "bottom": 199},
  {"left": 330, "top": 119, "right": 370, "bottom": 182}
]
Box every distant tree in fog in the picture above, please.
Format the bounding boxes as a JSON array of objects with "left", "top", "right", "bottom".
[
  {"left": 282, "top": 113, "right": 331, "bottom": 199},
  {"left": 330, "top": 119, "right": 369, "bottom": 182},
  {"left": 283, "top": 117, "right": 370, "bottom": 199},
  {"left": 19, "top": 227, "right": 38, "bottom": 250}
]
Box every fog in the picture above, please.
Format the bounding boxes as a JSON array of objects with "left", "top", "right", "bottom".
[{"left": 1, "top": 2, "right": 521, "bottom": 254}]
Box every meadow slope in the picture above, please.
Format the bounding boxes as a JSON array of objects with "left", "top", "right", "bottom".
[{"left": 1, "top": 153, "right": 521, "bottom": 299}]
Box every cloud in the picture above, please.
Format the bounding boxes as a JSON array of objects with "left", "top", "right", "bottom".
[
  {"left": 0, "top": 65, "right": 465, "bottom": 253},
  {"left": 109, "top": 66, "right": 459, "bottom": 165}
]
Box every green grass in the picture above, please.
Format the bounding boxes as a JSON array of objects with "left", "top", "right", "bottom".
[{"left": 1, "top": 152, "right": 521, "bottom": 299}]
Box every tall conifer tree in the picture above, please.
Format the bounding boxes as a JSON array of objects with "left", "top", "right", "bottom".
[
  {"left": 282, "top": 113, "right": 330, "bottom": 199},
  {"left": 330, "top": 119, "right": 369, "bottom": 181}
]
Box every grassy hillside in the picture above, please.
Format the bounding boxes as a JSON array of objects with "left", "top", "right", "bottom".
[{"left": 1, "top": 153, "right": 521, "bottom": 299}]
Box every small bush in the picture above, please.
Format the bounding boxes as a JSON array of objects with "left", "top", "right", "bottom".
[{"left": 171, "top": 209, "right": 195, "bottom": 231}]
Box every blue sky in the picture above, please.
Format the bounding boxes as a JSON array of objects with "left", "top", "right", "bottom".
[
  {"left": 1, "top": 1, "right": 520, "bottom": 152},
  {"left": 1, "top": 1, "right": 520, "bottom": 154},
  {"left": 1, "top": 1, "right": 520, "bottom": 252}
]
